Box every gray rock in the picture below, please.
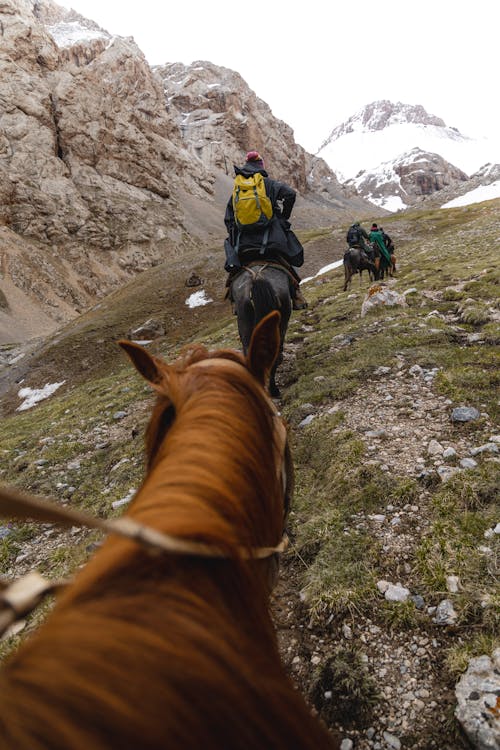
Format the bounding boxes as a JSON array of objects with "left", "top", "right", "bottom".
[
  {"left": 384, "top": 583, "right": 410, "bottom": 602},
  {"left": 411, "top": 594, "right": 425, "bottom": 610},
  {"left": 470, "top": 443, "right": 499, "bottom": 456},
  {"left": 340, "top": 739, "right": 353, "bottom": 750},
  {"left": 129, "top": 318, "right": 165, "bottom": 340},
  {"left": 455, "top": 648, "right": 500, "bottom": 750},
  {"left": 460, "top": 457, "right": 478, "bottom": 470},
  {"left": 427, "top": 439, "right": 444, "bottom": 455},
  {"left": 437, "top": 465, "right": 460, "bottom": 482},
  {"left": 433, "top": 598, "right": 457, "bottom": 625},
  {"left": 382, "top": 731, "right": 401, "bottom": 749},
  {"left": 298, "top": 415, "right": 315, "bottom": 428},
  {"left": 443, "top": 447, "right": 457, "bottom": 459},
  {"left": 451, "top": 407, "right": 480, "bottom": 422}
]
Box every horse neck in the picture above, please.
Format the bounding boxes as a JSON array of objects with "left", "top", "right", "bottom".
[{"left": 131, "top": 378, "right": 284, "bottom": 552}]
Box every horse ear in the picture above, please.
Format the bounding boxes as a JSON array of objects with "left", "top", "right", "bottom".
[
  {"left": 118, "top": 340, "right": 165, "bottom": 387},
  {"left": 247, "top": 311, "right": 281, "bottom": 387}
]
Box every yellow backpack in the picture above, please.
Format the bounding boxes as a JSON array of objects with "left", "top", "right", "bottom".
[{"left": 232, "top": 172, "right": 273, "bottom": 229}]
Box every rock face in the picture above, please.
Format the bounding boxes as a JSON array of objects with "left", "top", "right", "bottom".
[
  {"left": 154, "top": 59, "right": 369, "bottom": 218},
  {"left": 347, "top": 148, "right": 468, "bottom": 210},
  {"left": 0, "top": 1, "right": 372, "bottom": 341}
]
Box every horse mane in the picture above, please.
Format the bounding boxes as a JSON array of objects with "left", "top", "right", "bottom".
[{"left": 0, "top": 338, "right": 337, "bottom": 750}]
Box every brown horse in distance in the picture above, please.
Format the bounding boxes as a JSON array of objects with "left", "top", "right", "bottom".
[{"left": 0, "top": 312, "right": 338, "bottom": 750}]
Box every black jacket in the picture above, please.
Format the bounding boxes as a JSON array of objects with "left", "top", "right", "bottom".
[{"left": 224, "top": 162, "right": 297, "bottom": 259}]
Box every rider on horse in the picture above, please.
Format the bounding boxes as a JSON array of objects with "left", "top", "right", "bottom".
[
  {"left": 224, "top": 151, "right": 307, "bottom": 310},
  {"left": 346, "top": 221, "right": 372, "bottom": 257},
  {"left": 369, "top": 223, "right": 392, "bottom": 275}
]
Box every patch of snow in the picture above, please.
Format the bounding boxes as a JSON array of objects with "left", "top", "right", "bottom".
[
  {"left": 185, "top": 290, "right": 213, "bottom": 308},
  {"left": 319, "top": 122, "right": 500, "bottom": 180},
  {"left": 441, "top": 180, "right": 500, "bottom": 208},
  {"left": 48, "top": 21, "right": 109, "bottom": 48},
  {"left": 17, "top": 381, "right": 65, "bottom": 411},
  {"left": 301, "top": 259, "right": 343, "bottom": 284}
]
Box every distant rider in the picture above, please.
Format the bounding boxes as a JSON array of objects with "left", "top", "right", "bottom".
[
  {"left": 369, "top": 223, "right": 392, "bottom": 274},
  {"left": 346, "top": 222, "right": 372, "bottom": 258},
  {"left": 224, "top": 150, "right": 307, "bottom": 309},
  {"left": 380, "top": 226, "right": 396, "bottom": 272}
]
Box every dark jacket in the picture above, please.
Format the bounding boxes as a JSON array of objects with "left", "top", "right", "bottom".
[
  {"left": 224, "top": 162, "right": 301, "bottom": 265},
  {"left": 347, "top": 224, "right": 370, "bottom": 248},
  {"left": 381, "top": 231, "right": 394, "bottom": 252}
]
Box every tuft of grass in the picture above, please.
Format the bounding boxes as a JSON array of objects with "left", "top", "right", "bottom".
[
  {"left": 309, "top": 648, "right": 380, "bottom": 728},
  {"left": 446, "top": 633, "right": 500, "bottom": 678}
]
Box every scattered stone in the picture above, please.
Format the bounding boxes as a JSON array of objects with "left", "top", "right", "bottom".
[
  {"left": 382, "top": 731, "right": 401, "bottom": 749},
  {"left": 455, "top": 648, "right": 500, "bottom": 750},
  {"left": 411, "top": 594, "right": 425, "bottom": 610},
  {"left": 442, "top": 447, "right": 457, "bottom": 459},
  {"left": 113, "top": 411, "right": 127, "bottom": 420},
  {"left": 378, "top": 582, "right": 410, "bottom": 602},
  {"left": 365, "top": 429, "right": 388, "bottom": 439},
  {"left": 451, "top": 406, "right": 480, "bottom": 423},
  {"left": 111, "top": 488, "right": 136, "bottom": 510},
  {"left": 342, "top": 624, "right": 353, "bottom": 640},
  {"left": 129, "top": 318, "right": 165, "bottom": 340},
  {"left": 427, "top": 439, "right": 444, "bottom": 456},
  {"left": 298, "top": 415, "right": 315, "bottom": 428},
  {"left": 433, "top": 599, "right": 457, "bottom": 625},
  {"left": 470, "top": 443, "right": 499, "bottom": 456},
  {"left": 446, "top": 575, "right": 460, "bottom": 593},
  {"left": 361, "top": 285, "right": 408, "bottom": 317},
  {"left": 409, "top": 364, "right": 423, "bottom": 376},
  {"left": 460, "top": 457, "right": 478, "bottom": 470},
  {"left": 340, "top": 739, "right": 353, "bottom": 750},
  {"left": 437, "top": 465, "right": 460, "bottom": 482},
  {"left": 185, "top": 272, "right": 203, "bottom": 287}
]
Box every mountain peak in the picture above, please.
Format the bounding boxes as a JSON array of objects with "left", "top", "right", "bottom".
[{"left": 321, "top": 101, "right": 447, "bottom": 148}]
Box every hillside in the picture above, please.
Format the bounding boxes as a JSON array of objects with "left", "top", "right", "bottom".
[{"left": 0, "top": 199, "right": 499, "bottom": 749}]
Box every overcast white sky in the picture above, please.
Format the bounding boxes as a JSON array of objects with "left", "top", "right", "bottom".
[{"left": 58, "top": 0, "right": 497, "bottom": 153}]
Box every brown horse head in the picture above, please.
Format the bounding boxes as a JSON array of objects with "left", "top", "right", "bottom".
[{"left": 0, "top": 310, "right": 337, "bottom": 750}]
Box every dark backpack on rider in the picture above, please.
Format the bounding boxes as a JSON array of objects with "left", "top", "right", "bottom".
[{"left": 347, "top": 226, "right": 360, "bottom": 245}]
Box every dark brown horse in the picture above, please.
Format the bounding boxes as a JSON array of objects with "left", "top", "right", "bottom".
[
  {"left": 343, "top": 247, "right": 377, "bottom": 291},
  {"left": 0, "top": 312, "right": 338, "bottom": 750},
  {"left": 230, "top": 263, "right": 292, "bottom": 398}
]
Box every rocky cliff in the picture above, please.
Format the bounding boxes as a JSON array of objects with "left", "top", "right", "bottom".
[
  {"left": 0, "top": 0, "right": 373, "bottom": 343},
  {"left": 346, "top": 148, "right": 469, "bottom": 210}
]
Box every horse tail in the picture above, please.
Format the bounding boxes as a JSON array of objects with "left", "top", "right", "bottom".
[{"left": 251, "top": 278, "right": 279, "bottom": 325}]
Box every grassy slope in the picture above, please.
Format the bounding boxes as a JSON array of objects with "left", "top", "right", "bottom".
[{"left": 0, "top": 200, "right": 498, "bottom": 744}]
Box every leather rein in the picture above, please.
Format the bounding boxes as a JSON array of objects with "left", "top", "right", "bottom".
[{"left": 0, "top": 357, "right": 291, "bottom": 638}]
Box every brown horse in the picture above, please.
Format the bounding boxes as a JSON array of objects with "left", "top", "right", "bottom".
[{"left": 0, "top": 312, "right": 338, "bottom": 750}]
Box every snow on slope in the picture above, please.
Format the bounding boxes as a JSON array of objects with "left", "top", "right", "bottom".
[
  {"left": 441, "top": 180, "right": 500, "bottom": 208},
  {"left": 318, "top": 123, "right": 500, "bottom": 182}
]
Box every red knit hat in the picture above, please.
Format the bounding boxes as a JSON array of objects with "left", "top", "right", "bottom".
[
  {"left": 371, "top": 223, "right": 378, "bottom": 230},
  {"left": 246, "top": 150, "right": 264, "bottom": 167}
]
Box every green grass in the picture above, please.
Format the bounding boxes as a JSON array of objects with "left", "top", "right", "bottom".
[{"left": 0, "top": 200, "right": 499, "bottom": 699}]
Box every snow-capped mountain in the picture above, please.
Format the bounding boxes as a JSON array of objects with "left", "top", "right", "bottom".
[{"left": 317, "top": 101, "right": 500, "bottom": 211}]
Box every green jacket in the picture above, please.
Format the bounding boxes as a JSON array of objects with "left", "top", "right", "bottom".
[{"left": 369, "top": 230, "right": 391, "bottom": 264}]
